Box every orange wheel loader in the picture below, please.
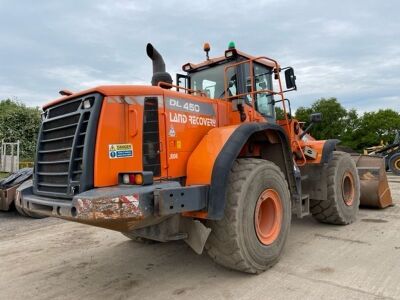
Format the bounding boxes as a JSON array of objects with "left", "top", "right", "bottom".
[{"left": 17, "top": 42, "right": 393, "bottom": 273}]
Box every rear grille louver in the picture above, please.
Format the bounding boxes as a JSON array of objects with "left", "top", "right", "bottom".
[
  {"left": 142, "top": 97, "right": 161, "bottom": 177},
  {"left": 34, "top": 93, "right": 103, "bottom": 199}
]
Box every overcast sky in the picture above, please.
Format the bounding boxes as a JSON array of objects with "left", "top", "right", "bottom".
[{"left": 0, "top": 0, "right": 399, "bottom": 112}]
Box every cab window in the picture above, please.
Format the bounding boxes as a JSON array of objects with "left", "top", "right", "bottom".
[
  {"left": 254, "top": 63, "right": 274, "bottom": 117},
  {"left": 190, "top": 63, "right": 237, "bottom": 99}
]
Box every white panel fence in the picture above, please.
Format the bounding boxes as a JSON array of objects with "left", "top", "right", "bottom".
[{"left": 0, "top": 140, "right": 20, "bottom": 173}]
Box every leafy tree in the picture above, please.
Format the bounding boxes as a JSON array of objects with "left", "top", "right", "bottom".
[
  {"left": 353, "top": 109, "right": 400, "bottom": 150},
  {"left": 275, "top": 106, "right": 285, "bottom": 120},
  {"left": 0, "top": 99, "right": 41, "bottom": 160},
  {"left": 294, "top": 97, "right": 400, "bottom": 152},
  {"left": 295, "top": 98, "right": 348, "bottom": 140}
]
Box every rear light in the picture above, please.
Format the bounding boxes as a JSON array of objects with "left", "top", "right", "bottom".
[
  {"left": 122, "top": 174, "right": 130, "bottom": 184},
  {"left": 134, "top": 174, "right": 144, "bottom": 185},
  {"left": 119, "top": 172, "right": 153, "bottom": 185},
  {"left": 122, "top": 174, "right": 136, "bottom": 184}
]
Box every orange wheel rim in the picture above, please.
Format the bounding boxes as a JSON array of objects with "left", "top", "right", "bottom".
[
  {"left": 254, "top": 189, "right": 283, "bottom": 245},
  {"left": 342, "top": 171, "right": 355, "bottom": 206}
]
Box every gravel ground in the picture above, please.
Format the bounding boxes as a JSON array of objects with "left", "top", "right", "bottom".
[{"left": 0, "top": 175, "right": 399, "bottom": 300}]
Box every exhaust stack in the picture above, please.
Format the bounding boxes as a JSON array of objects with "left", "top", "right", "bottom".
[{"left": 146, "top": 43, "right": 173, "bottom": 87}]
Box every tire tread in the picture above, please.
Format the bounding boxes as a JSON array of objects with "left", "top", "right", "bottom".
[
  {"left": 206, "top": 158, "right": 289, "bottom": 273},
  {"left": 310, "top": 151, "right": 358, "bottom": 225}
]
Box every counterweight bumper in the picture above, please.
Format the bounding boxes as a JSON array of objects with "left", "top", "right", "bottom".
[{"left": 17, "top": 181, "right": 208, "bottom": 231}]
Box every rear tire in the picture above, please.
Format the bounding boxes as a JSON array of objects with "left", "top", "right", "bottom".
[
  {"left": 15, "top": 201, "right": 29, "bottom": 217},
  {"left": 389, "top": 153, "right": 400, "bottom": 175},
  {"left": 205, "top": 158, "right": 291, "bottom": 274},
  {"left": 310, "top": 151, "right": 360, "bottom": 225}
]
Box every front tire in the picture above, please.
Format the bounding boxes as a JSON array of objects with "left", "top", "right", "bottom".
[
  {"left": 205, "top": 158, "right": 291, "bottom": 274},
  {"left": 310, "top": 151, "right": 360, "bottom": 225}
]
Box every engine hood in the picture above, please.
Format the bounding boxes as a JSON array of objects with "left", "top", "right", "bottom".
[{"left": 43, "top": 85, "right": 164, "bottom": 110}]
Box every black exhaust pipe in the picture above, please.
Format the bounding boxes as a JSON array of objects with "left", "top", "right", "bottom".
[{"left": 146, "top": 43, "right": 172, "bottom": 87}]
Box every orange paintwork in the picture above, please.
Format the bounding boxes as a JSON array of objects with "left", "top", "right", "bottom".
[
  {"left": 277, "top": 118, "right": 327, "bottom": 164},
  {"left": 41, "top": 48, "right": 332, "bottom": 218},
  {"left": 94, "top": 96, "right": 145, "bottom": 186},
  {"left": 186, "top": 125, "right": 240, "bottom": 185},
  {"left": 254, "top": 188, "right": 283, "bottom": 245},
  {"left": 43, "top": 85, "right": 164, "bottom": 109},
  {"left": 86, "top": 85, "right": 244, "bottom": 187},
  {"left": 162, "top": 89, "right": 220, "bottom": 178}
]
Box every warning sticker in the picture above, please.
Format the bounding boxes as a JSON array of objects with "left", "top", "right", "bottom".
[{"left": 109, "top": 144, "right": 133, "bottom": 159}]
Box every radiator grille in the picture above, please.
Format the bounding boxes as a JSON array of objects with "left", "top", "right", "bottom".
[
  {"left": 142, "top": 97, "right": 161, "bottom": 177},
  {"left": 33, "top": 93, "right": 103, "bottom": 199}
]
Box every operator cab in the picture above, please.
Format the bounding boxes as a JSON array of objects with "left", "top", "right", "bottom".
[{"left": 177, "top": 42, "right": 290, "bottom": 122}]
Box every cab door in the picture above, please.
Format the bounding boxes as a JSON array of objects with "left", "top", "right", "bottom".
[{"left": 253, "top": 63, "right": 276, "bottom": 122}]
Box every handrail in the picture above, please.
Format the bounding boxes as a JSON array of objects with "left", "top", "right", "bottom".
[
  {"left": 157, "top": 82, "right": 207, "bottom": 97},
  {"left": 292, "top": 140, "right": 307, "bottom": 166},
  {"left": 224, "top": 88, "right": 276, "bottom": 101},
  {"left": 223, "top": 55, "right": 308, "bottom": 165},
  {"left": 223, "top": 56, "right": 290, "bottom": 131}
]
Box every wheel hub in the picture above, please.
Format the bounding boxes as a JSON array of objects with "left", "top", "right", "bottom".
[
  {"left": 254, "top": 189, "right": 283, "bottom": 245},
  {"left": 395, "top": 158, "right": 400, "bottom": 170},
  {"left": 342, "top": 171, "right": 355, "bottom": 206}
]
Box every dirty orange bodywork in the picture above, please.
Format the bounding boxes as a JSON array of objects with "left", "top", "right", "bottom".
[
  {"left": 44, "top": 54, "right": 333, "bottom": 191},
  {"left": 37, "top": 45, "right": 362, "bottom": 222}
]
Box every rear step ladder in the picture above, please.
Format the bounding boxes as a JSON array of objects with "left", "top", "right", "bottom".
[{"left": 294, "top": 165, "right": 310, "bottom": 218}]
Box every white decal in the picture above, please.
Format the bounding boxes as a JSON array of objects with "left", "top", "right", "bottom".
[
  {"left": 188, "top": 115, "right": 216, "bottom": 127},
  {"left": 109, "top": 144, "right": 133, "bottom": 159},
  {"left": 124, "top": 195, "right": 139, "bottom": 207},
  {"left": 169, "top": 99, "right": 200, "bottom": 113},
  {"left": 169, "top": 153, "right": 179, "bottom": 160},
  {"left": 168, "top": 126, "right": 176, "bottom": 137},
  {"left": 169, "top": 112, "right": 216, "bottom": 127},
  {"left": 169, "top": 112, "right": 187, "bottom": 124},
  {"left": 166, "top": 98, "right": 215, "bottom": 116}
]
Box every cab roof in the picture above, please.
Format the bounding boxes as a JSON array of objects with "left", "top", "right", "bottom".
[{"left": 182, "top": 49, "right": 280, "bottom": 72}]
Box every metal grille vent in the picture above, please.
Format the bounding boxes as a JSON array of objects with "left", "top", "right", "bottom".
[
  {"left": 33, "top": 93, "right": 103, "bottom": 199},
  {"left": 142, "top": 97, "right": 161, "bottom": 176}
]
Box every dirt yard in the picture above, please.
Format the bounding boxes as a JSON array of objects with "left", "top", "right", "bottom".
[{"left": 0, "top": 175, "right": 399, "bottom": 300}]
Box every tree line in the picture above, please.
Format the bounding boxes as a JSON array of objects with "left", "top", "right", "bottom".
[
  {"left": 276, "top": 97, "right": 400, "bottom": 151},
  {"left": 0, "top": 97, "right": 399, "bottom": 161},
  {"left": 0, "top": 99, "right": 41, "bottom": 160}
]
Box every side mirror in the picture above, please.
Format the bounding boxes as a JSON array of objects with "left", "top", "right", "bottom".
[
  {"left": 299, "top": 112, "right": 322, "bottom": 139},
  {"left": 309, "top": 112, "right": 322, "bottom": 123},
  {"left": 284, "top": 68, "right": 297, "bottom": 90}
]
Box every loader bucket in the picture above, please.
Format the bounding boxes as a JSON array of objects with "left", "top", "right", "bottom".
[{"left": 351, "top": 154, "right": 393, "bottom": 208}]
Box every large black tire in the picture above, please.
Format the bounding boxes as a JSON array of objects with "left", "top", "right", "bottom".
[
  {"left": 389, "top": 153, "right": 400, "bottom": 175},
  {"left": 14, "top": 201, "right": 29, "bottom": 217},
  {"left": 310, "top": 151, "right": 360, "bottom": 225},
  {"left": 205, "top": 158, "right": 291, "bottom": 274}
]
